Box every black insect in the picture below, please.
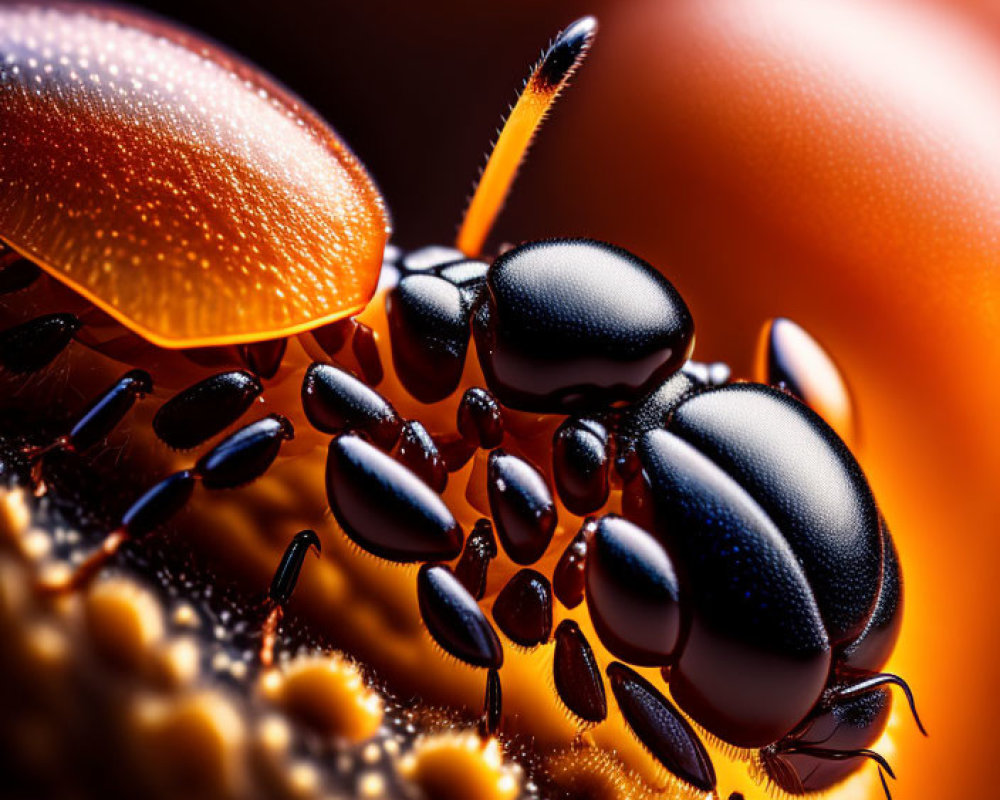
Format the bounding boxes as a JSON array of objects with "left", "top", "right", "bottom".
[{"left": 307, "top": 237, "right": 920, "bottom": 798}]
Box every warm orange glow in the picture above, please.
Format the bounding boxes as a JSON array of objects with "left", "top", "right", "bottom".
[{"left": 506, "top": 1, "right": 1000, "bottom": 796}]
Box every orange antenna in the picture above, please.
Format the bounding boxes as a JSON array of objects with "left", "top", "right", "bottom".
[{"left": 456, "top": 16, "right": 597, "bottom": 258}]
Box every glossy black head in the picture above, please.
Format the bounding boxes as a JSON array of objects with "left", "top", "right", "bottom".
[{"left": 473, "top": 239, "right": 694, "bottom": 413}]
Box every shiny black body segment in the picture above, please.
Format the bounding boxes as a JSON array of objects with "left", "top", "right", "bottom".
[{"left": 154, "top": 370, "right": 263, "bottom": 450}]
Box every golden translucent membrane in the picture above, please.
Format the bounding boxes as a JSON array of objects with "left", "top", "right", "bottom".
[{"left": 0, "top": 4, "right": 389, "bottom": 348}]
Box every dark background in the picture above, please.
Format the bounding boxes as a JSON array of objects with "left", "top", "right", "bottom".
[{"left": 128, "top": 0, "right": 601, "bottom": 249}]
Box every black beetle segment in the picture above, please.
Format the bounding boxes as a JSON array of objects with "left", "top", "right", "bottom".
[
  {"left": 764, "top": 689, "right": 892, "bottom": 795},
  {"left": 454, "top": 519, "right": 498, "bottom": 600},
  {"left": 586, "top": 515, "right": 681, "bottom": 666},
  {"left": 393, "top": 420, "right": 447, "bottom": 492},
  {"left": 154, "top": 370, "right": 263, "bottom": 450},
  {"left": 473, "top": 239, "right": 694, "bottom": 412},
  {"left": 0, "top": 255, "right": 41, "bottom": 293},
  {"left": 417, "top": 564, "right": 503, "bottom": 669},
  {"left": 607, "top": 662, "right": 716, "bottom": 792},
  {"left": 239, "top": 337, "right": 287, "bottom": 379},
  {"left": 69, "top": 369, "right": 152, "bottom": 452},
  {"left": 458, "top": 388, "right": 504, "bottom": 449},
  {"left": 487, "top": 450, "right": 557, "bottom": 565},
  {"left": 637, "top": 428, "right": 831, "bottom": 747},
  {"left": 843, "top": 521, "right": 903, "bottom": 673},
  {"left": 326, "top": 434, "right": 463, "bottom": 563},
  {"left": 0, "top": 313, "right": 80, "bottom": 373},
  {"left": 387, "top": 274, "right": 471, "bottom": 403},
  {"left": 301, "top": 362, "right": 401, "bottom": 450},
  {"left": 667, "top": 383, "right": 881, "bottom": 646},
  {"left": 553, "top": 523, "right": 592, "bottom": 609},
  {"left": 194, "top": 414, "right": 293, "bottom": 490},
  {"left": 492, "top": 568, "right": 552, "bottom": 647},
  {"left": 269, "top": 529, "right": 321, "bottom": 605},
  {"left": 121, "top": 470, "right": 197, "bottom": 538},
  {"left": 352, "top": 321, "right": 384, "bottom": 386},
  {"left": 553, "top": 619, "right": 607, "bottom": 724},
  {"left": 553, "top": 417, "right": 610, "bottom": 514}
]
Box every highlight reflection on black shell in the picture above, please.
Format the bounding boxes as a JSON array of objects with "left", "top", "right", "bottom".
[{"left": 473, "top": 239, "right": 694, "bottom": 413}]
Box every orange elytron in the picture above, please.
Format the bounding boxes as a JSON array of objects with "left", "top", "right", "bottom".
[
  {"left": 0, "top": 3, "right": 388, "bottom": 347},
  {"left": 0, "top": 3, "right": 934, "bottom": 800}
]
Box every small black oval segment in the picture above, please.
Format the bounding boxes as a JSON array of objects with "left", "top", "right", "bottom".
[
  {"left": 454, "top": 519, "right": 498, "bottom": 600},
  {"left": 484, "top": 667, "right": 503, "bottom": 737},
  {"left": 487, "top": 450, "right": 557, "bottom": 565},
  {"left": 553, "top": 417, "right": 610, "bottom": 515},
  {"left": 311, "top": 318, "right": 354, "bottom": 358},
  {"left": 0, "top": 313, "right": 80, "bottom": 373},
  {"left": 301, "top": 362, "right": 401, "bottom": 450},
  {"left": 386, "top": 274, "right": 471, "bottom": 403},
  {"left": 195, "top": 414, "right": 293, "bottom": 490},
  {"left": 553, "top": 523, "right": 592, "bottom": 609},
  {"left": 326, "top": 434, "right": 463, "bottom": 563},
  {"left": 607, "top": 662, "right": 716, "bottom": 792},
  {"left": 553, "top": 619, "right": 607, "bottom": 724},
  {"left": 69, "top": 369, "right": 152, "bottom": 452},
  {"left": 417, "top": 564, "right": 503, "bottom": 669},
  {"left": 352, "top": 321, "right": 384, "bottom": 386},
  {"left": 121, "top": 470, "right": 197, "bottom": 539},
  {"left": 154, "top": 370, "right": 263, "bottom": 451},
  {"left": 458, "top": 387, "right": 504, "bottom": 449},
  {"left": 492, "top": 568, "right": 552, "bottom": 647}
]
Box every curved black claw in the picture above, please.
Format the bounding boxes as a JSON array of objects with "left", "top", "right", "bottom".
[
  {"left": 777, "top": 743, "right": 896, "bottom": 799},
  {"left": 834, "top": 669, "right": 927, "bottom": 736},
  {"left": 269, "top": 529, "right": 322, "bottom": 606}
]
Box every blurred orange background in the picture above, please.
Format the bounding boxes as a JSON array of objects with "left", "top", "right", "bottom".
[{"left": 132, "top": 0, "right": 1000, "bottom": 796}]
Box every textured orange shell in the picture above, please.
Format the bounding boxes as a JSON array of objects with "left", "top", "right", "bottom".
[{"left": 0, "top": 3, "right": 389, "bottom": 348}]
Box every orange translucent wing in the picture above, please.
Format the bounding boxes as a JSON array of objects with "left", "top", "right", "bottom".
[{"left": 0, "top": 4, "right": 389, "bottom": 348}]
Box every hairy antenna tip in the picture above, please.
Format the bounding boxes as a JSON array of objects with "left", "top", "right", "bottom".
[{"left": 534, "top": 16, "right": 598, "bottom": 92}]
